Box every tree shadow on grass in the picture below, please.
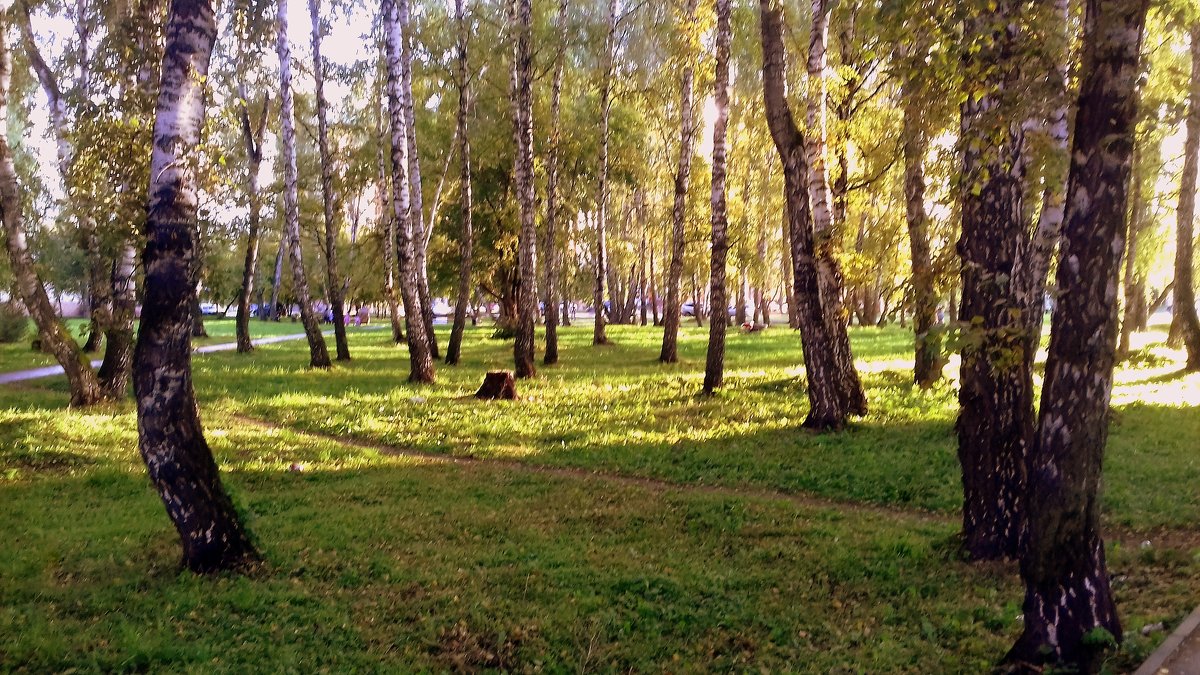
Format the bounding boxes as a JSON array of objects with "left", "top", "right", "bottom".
[{"left": 1118, "top": 368, "right": 1195, "bottom": 387}]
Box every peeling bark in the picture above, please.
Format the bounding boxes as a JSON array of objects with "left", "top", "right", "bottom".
[
  {"left": 542, "top": 0, "right": 569, "bottom": 365},
  {"left": 446, "top": 0, "right": 473, "bottom": 367},
  {"left": 805, "top": 0, "right": 865, "bottom": 415},
  {"left": 956, "top": 1, "right": 1034, "bottom": 561},
  {"left": 593, "top": 0, "right": 617, "bottom": 346},
  {"left": 1009, "top": 0, "right": 1148, "bottom": 667},
  {"left": 900, "top": 67, "right": 944, "bottom": 388},
  {"left": 703, "top": 0, "right": 732, "bottom": 395},
  {"left": 133, "top": 0, "right": 258, "bottom": 573},
  {"left": 512, "top": 0, "right": 537, "bottom": 379},
  {"left": 384, "top": 0, "right": 435, "bottom": 383},
  {"left": 759, "top": 0, "right": 846, "bottom": 430},
  {"left": 276, "top": 0, "right": 331, "bottom": 369},
  {"left": 660, "top": 0, "right": 700, "bottom": 363},
  {"left": 1170, "top": 26, "right": 1200, "bottom": 370},
  {"left": 309, "top": 0, "right": 350, "bottom": 361},
  {"left": 235, "top": 88, "right": 268, "bottom": 354}
]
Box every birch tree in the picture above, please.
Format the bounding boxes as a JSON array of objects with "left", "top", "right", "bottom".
[
  {"left": 659, "top": 0, "right": 700, "bottom": 364},
  {"left": 703, "top": 0, "right": 732, "bottom": 394},
  {"left": 512, "top": 0, "right": 537, "bottom": 378},
  {"left": 276, "top": 0, "right": 332, "bottom": 369},
  {"left": 309, "top": 0, "right": 351, "bottom": 361},
  {"left": 1008, "top": 0, "right": 1149, "bottom": 667},
  {"left": 132, "top": 0, "right": 258, "bottom": 573}
]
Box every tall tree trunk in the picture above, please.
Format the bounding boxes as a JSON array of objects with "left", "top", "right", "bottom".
[
  {"left": 384, "top": 0, "right": 435, "bottom": 383},
  {"left": 512, "top": 0, "right": 537, "bottom": 378},
  {"left": 309, "top": 0, "right": 350, "bottom": 361},
  {"left": 1008, "top": 0, "right": 1148, "bottom": 666},
  {"left": 19, "top": 6, "right": 111, "bottom": 356},
  {"left": 659, "top": 0, "right": 699, "bottom": 363},
  {"left": 274, "top": 0, "right": 326, "bottom": 367},
  {"left": 236, "top": 88, "right": 268, "bottom": 354},
  {"left": 376, "top": 72, "right": 405, "bottom": 343},
  {"left": 805, "top": 0, "right": 866, "bottom": 415},
  {"left": 132, "top": 0, "right": 258, "bottom": 573},
  {"left": 400, "top": 0, "right": 439, "bottom": 360},
  {"left": 276, "top": 0, "right": 330, "bottom": 368},
  {"left": 541, "top": 0, "right": 568, "bottom": 365},
  {"left": 100, "top": 0, "right": 163, "bottom": 398},
  {"left": 593, "top": 0, "right": 617, "bottom": 346},
  {"left": 445, "top": 0, "right": 473, "bottom": 367},
  {"left": 0, "top": 33, "right": 103, "bottom": 407},
  {"left": 1015, "top": 0, "right": 1072, "bottom": 344},
  {"left": 650, "top": 243, "right": 660, "bottom": 325},
  {"left": 955, "top": 0, "right": 1033, "bottom": 561},
  {"left": 16, "top": 5, "right": 114, "bottom": 381},
  {"left": 1170, "top": 27, "right": 1200, "bottom": 370},
  {"left": 782, "top": 212, "right": 798, "bottom": 328},
  {"left": 638, "top": 194, "right": 648, "bottom": 327},
  {"left": 1120, "top": 144, "right": 1149, "bottom": 359},
  {"left": 900, "top": 69, "right": 944, "bottom": 388},
  {"left": 735, "top": 272, "right": 747, "bottom": 325},
  {"left": 268, "top": 233, "right": 286, "bottom": 320},
  {"left": 703, "top": 0, "right": 732, "bottom": 394},
  {"left": 759, "top": 0, "right": 847, "bottom": 430}
]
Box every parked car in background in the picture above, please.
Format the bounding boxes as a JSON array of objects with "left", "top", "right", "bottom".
[{"left": 199, "top": 302, "right": 222, "bottom": 316}]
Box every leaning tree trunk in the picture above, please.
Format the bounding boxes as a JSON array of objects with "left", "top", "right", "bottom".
[
  {"left": 276, "top": 0, "right": 331, "bottom": 369},
  {"left": 0, "top": 35, "right": 102, "bottom": 407},
  {"left": 132, "top": 0, "right": 258, "bottom": 573},
  {"left": 659, "top": 0, "right": 700, "bottom": 363},
  {"left": 445, "top": 0, "right": 473, "bottom": 367},
  {"left": 19, "top": 8, "right": 111, "bottom": 356},
  {"left": 309, "top": 0, "right": 350, "bottom": 361},
  {"left": 593, "top": 0, "right": 617, "bottom": 346},
  {"left": 703, "top": 0, "right": 733, "bottom": 395},
  {"left": 805, "top": 0, "right": 866, "bottom": 415},
  {"left": 512, "top": 0, "right": 537, "bottom": 379},
  {"left": 955, "top": 0, "right": 1034, "bottom": 561},
  {"left": 1007, "top": 0, "right": 1149, "bottom": 667},
  {"left": 235, "top": 88, "right": 268, "bottom": 354},
  {"left": 384, "top": 0, "right": 435, "bottom": 383},
  {"left": 1170, "top": 26, "right": 1200, "bottom": 370},
  {"left": 400, "top": 0, "right": 439, "bottom": 361},
  {"left": 759, "top": 0, "right": 847, "bottom": 430},
  {"left": 900, "top": 68, "right": 944, "bottom": 388}
]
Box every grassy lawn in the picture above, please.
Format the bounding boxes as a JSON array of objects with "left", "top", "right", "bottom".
[{"left": 2, "top": 323, "right": 1197, "bottom": 672}]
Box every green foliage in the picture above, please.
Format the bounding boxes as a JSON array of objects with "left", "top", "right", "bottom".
[{"left": 0, "top": 306, "right": 28, "bottom": 344}]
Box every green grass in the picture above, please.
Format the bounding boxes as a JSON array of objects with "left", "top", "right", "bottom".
[{"left": 1, "top": 322, "right": 1197, "bottom": 672}]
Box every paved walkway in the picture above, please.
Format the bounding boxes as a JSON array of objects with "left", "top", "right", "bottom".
[{"left": 0, "top": 328, "right": 376, "bottom": 385}]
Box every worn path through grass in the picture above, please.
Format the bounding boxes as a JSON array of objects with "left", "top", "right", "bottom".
[{"left": 2, "top": 322, "right": 1197, "bottom": 672}]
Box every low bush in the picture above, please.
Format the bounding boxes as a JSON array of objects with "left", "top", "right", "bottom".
[{"left": 0, "top": 303, "right": 28, "bottom": 343}]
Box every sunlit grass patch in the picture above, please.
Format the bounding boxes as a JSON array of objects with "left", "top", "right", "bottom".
[{"left": 0, "top": 321, "right": 1197, "bottom": 671}]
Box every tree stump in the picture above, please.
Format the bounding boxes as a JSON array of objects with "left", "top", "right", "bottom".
[{"left": 475, "top": 371, "right": 518, "bottom": 400}]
